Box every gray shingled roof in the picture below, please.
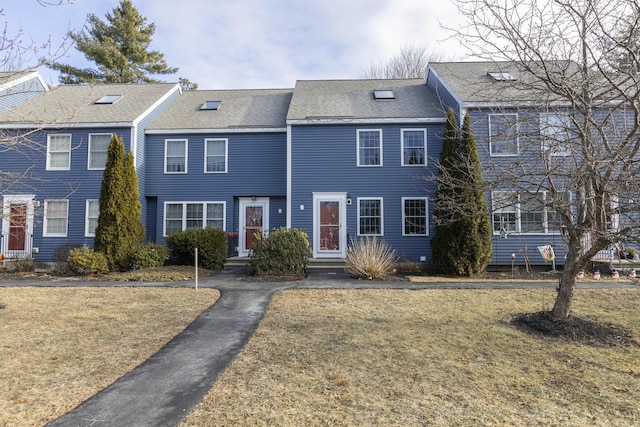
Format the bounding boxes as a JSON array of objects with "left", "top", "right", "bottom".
[
  {"left": 286, "top": 79, "right": 443, "bottom": 122},
  {"left": 0, "top": 83, "right": 179, "bottom": 126},
  {"left": 429, "top": 61, "right": 577, "bottom": 105},
  {"left": 147, "top": 89, "right": 293, "bottom": 131}
]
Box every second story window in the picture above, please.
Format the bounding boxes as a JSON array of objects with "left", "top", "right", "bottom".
[
  {"left": 489, "top": 114, "right": 519, "bottom": 156},
  {"left": 46, "top": 134, "right": 71, "bottom": 170},
  {"left": 540, "top": 113, "right": 571, "bottom": 156},
  {"left": 88, "top": 134, "right": 111, "bottom": 170},
  {"left": 402, "top": 129, "right": 426, "bottom": 166},
  {"left": 165, "top": 139, "right": 187, "bottom": 173},
  {"left": 205, "top": 138, "right": 227, "bottom": 173},
  {"left": 357, "top": 129, "right": 382, "bottom": 166}
]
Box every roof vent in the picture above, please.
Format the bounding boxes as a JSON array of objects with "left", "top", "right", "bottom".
[
  {"left": 487, "top": 72, "right": 517, "bottom": 81},
  {"left": 200, "top": 100, "right": 222, "bottom": 110},
  {"left": 94, "top": 94, "right": 122, "bottom": 104},
  {"left": 373, "top": 90, "right": 395, "bottom": 100}
]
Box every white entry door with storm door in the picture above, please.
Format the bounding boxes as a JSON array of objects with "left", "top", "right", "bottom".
[
  {"left": 239, "top": 197, "right": 269, "bottom": 257},
  {"left": 313, "top": 193, "right": 347, "bottom": 258},
  {"left": 2, "top": 195, "right": 35, "bottom": 259}
]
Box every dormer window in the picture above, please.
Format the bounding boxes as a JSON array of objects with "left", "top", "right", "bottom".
[
  {"left": 487, "top": 72, "right": 517, "bottom": 81},
  {"left": 373, "top": 90, "right": 395, "bottom": 100},
  {"left": 94, "top": 94, "right": 122, "bottom": 104},
  {"left": 201, "top": 100, "right": 222, "bottom": 110}
]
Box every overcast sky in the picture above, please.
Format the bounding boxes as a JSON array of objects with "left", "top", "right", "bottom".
[{"left": 2, "top": 0, "right": 467, "bottom": 90}]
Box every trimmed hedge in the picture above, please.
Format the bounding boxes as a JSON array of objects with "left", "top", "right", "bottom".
[
  {"left": 248, "top": 227, "right": 310, "bottom": 276},
  {"left": 165, "top": 228, "right": 227, "bottom": 271},
  {"left": 132, "top": 242, "right": 168, "bottom": 269}
]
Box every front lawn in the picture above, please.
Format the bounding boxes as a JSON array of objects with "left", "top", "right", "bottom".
[
  {"left": 0, "top": 287, "right": 219, "bottom": 426},
  {"left": 183, "top": 289, "right": 640, "bottom": 426}
]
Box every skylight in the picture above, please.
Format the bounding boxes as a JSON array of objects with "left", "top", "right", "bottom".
[
  {"left": 487, "top": 72, "right": 517, "bottom": 81},
  {"left": 373, "top": 90, "right": 395, "bottom": 100},
  {"left": 94, "top": 94, "right": 123, "bottom": 104},
  {"left": 201, "top": 100, "right": 222, "bottom": 110}
]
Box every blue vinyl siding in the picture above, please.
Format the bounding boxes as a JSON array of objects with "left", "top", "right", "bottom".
[
  {"left": 290, "top": 123, "right": 442, "bottom": 262},
  {"left": 426, "top": 70, "right": 462, "bottom": 121},
  {"left": 145, "top": 131, "right": 287, "bottom": 245},
  {"left": 0, "top": 76, "right": 47, "bottom": 113},
  {"left": 135, "top": 87, "right": 181, "bottom": 227},
  {"left": 0, "top": 128, "right": 131, "bottom": 262}
]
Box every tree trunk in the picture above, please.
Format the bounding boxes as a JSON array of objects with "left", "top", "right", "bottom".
[{"left": 552, "top": 268, "right": 576, "bottom": 319}]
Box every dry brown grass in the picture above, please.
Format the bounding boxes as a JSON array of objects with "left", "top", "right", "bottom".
[
  {"left": 183, "top": 289, "right": 640, "bottom": 426},
  {"left": 0, "top": 287, "right": 219, "bottom": 427}
]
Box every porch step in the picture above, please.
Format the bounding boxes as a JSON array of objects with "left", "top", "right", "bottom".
[{"left": 223, "top": 257, "right": 345, "bottom": 271}]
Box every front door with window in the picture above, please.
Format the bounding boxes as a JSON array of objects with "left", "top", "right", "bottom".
[
  {"left": 2, "top": 195, "right": 35, "bottom": 259},
  {"left": 239, "top": 198, "right": 269, "bottom": 257},
  {"left": 313, "top": 193, "right": 347, "bottom": 258}
]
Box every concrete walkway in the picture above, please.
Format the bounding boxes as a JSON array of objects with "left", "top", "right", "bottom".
[{"left": 37, "top": 269, "right": 637, "bottom": 426}]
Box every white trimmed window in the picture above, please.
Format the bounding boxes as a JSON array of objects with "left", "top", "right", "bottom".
[
  {"left": 205, "top": 138, "right": 227, "bottom": 173},
  {"left": 489, "top": 114, "right": 519, "bottom": 156},
  {"left": 402, "top": 129, "right": 426, "bottom": 166},
  {"left": 492, "top": 191, "right": 571, "bottom": 235},
  {"left": 358, "top": 198, "right": 383, "bottom": 236},
  {"left": 46, "top": 134, "right": 71, "bottom": 170},
  {"left": 88, "top": 134, "right": 111, "bottom": 170},
  {"left": 85, "top": 199, "right": 99, "bottom": 237},
  {"left": 540, "top": 113, "right": 571, "bottom": 156},
  {"left": 164, "top": 202, "right": 225, "bottom": 236},
  {"left": 357, "top": 129, "right": 383, "bottom": 166},
  {"left": 165, "top": 139, "right": 187, "bottom": 173},
  {"left": 402, "top": 197, "right": 428, "bottom": 236},
  {"left": 44, "top": 200, "right": 68, "bottom": 237}
]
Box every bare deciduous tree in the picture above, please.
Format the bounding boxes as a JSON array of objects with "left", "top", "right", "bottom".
[
  {"left": 362, "top": 43, "right": 450, "bottom": 79},
  {"left": 446, "top": 0, "right": 640, "bottom": 318}
]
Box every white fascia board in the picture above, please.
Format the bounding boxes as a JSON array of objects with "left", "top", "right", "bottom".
[
  {"left": 0, "top": 122, "right": 133, "bottom": 129},
  {"left": 0, "top": 71, "right": 48, "bottom": 92},
  {"left": 132, "top": 83, "right": 181, "bottom": 128},
  {"left": 287, "top": 117, "right": 446, "bottom": 126},
  {"left": 427, "top": 66, "right": 464, "bottom": 113},
  {"left": 146, "top": 127, "right": 287, "bottom": 135},
  {"left": 463, "top": 100, "right": 574, "bottom": 109}
]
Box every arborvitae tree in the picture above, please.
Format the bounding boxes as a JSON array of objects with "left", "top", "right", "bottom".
[
  {"left": 431, "top": 108, "right": 463, "bottom": 274},
  {"left": 94, "top": 134, "right": 144, "bottom": 271},
  {"left": 49, "top": 0, "right": 180, "bottom": 84},
  {"left": 431, "top": 110, "right": 492, "bottom": 276},
  {"left": 456, "top": 113, "right": 492, "bottom": 275}
]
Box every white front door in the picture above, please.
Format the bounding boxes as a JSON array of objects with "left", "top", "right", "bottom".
[
  {"left": 313, "top": 193, "right": 347, "bottom": 258},
  {"left": 2, "top": 195, "right": 35, "bottom": 259},
  {"left": 239, "top": 197, "right": 269, "bottom": 257}
]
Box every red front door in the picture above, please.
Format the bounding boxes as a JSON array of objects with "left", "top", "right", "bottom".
[
  {"left": 244, "top": 205, "right": 263, "bottom": 251},
  {"left": 8, "top": 204, "right": 27, "bottom": 251},
  {"left": 319, "top": 201, "right": 340, "bottom": 251}
]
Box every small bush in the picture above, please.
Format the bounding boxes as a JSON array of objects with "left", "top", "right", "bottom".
[
  {"left": 12, "top": 257, "right": 36, "bottom": 272},
  {"left": 166, "top": 228, "right": 227, "bottom": 271},
  {"left": 52, "top": 243, "right": 82, "bottom": 273},
  {"left": 345, "top": 236, "right": 398, "bottom": 279},
  {"left": 248, "top": 227, "right": 311, "bottom": 276},
  {"left": 67, "top": 246, "right": 109, "bottom": 275},
  {"left": 132, "top": 242, "right": 168, "bottom": 269}
]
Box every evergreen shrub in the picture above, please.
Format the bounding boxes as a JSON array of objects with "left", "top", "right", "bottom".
[
  {"left": 67, "top": 246, "right": 109, "bottom": 275},
  {"left": 131, "top": 242, "right": 168, "bottom": 269},
  {"left": 165, "top": 228, "right": 227, "bottom": 271},
  {"left": 248, "top": 227, "right": 310, "bottom": 276}
]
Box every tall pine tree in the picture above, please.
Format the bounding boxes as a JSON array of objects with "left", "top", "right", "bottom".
[
  {"left": 49, "top": 0, "right": 180, "bottom": 84},
  {"left": 94, "top": 134, "right": 144, "bottom": 271},
  {"left": 431, "top": 110, "right": 492, "bottom": 276}
]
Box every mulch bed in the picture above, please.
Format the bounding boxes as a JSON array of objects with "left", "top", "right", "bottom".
[{"left": 512, "top": 311, "right": 640, "bottom": 348}]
